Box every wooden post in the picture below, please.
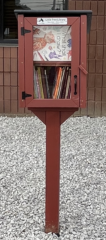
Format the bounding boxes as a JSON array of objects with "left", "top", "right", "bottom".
[
  {"left": 29, "top": 108, "right": 78, "bottom": 234},
  {"left": 45, "top": 111, "right": 60, "bottom": 234}
]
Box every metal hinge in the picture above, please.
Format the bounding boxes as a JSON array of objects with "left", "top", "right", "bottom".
[
  {"left": 22, "top": 91, "right": 32, "bottom": 100},
  {"left": 21, "top": 27, "right": 31, "bottom": 36},
  {"left": 79, "top": 65, "right": 88, "bottom": 75}
]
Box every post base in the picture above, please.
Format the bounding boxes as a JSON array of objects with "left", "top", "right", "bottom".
[{"left": 45, "top": 224, "right": 59, "bottom": 234}]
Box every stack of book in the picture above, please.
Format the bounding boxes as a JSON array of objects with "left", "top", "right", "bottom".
[{"left": 33, "top": 66, "right": 71, "bottom": 99}]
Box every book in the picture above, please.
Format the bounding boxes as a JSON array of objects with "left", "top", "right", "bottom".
[
  {"left": 67, "top": 83, "right": 71, "bottom": 99},
  {"left": 33, "top": 66, "right": 38, "bottom": 99},
  {"left": 61, "top": 67, "right": 69, "bottom": 99},
  {"left": 65, "top": 68, "right": 71, "bottom": 98},
  {"left": 56, "top": 67, "right": 63, "bottom": 99},
  {"left": 60, "top": 67, "right": 67, "bottom": 98},
  {"left": 52, "top": 67, "right": 59, "bottom": 99},
  {"left": 38, "top": 67, "right": 44, "bottom": 99},
  {"left": 48, "top": 66, "right": 56, "bottom": 97},
  {"left": 33, "top": 26, "right": 72, "bottom": 62},
  {"left": 44, "top": 69, "right": 50, "bottom": 98},
  {"left": 40, "top": 67, "right": 48, "bottom": 98},
  {"left": 53, "top": 67, "right": 62, "bottom": 99},
  {"left": 57, "top": 67, "right": 65, "bottom": 99},
  {"left": 52, "top": 67, "right": 58, "bottom": 98},
  {"left": 36, "top": 68, "right": 41, "bottom": 98},
  {"left": 33, "top": 65, "right": 71, "bottom": 99}
]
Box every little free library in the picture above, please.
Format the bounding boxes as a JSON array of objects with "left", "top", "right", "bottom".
[{"left": 15, "top": 9, "right": 92, "bottom": 234}]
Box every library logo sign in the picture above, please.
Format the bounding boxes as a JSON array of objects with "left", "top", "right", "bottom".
[{"left": 37, "top": 18, "right": 67, "bottom": 25}]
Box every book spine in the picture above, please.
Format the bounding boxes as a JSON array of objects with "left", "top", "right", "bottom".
[
  {"left": 45, "top": 69, "right": 50, "bottom": 98},
  {"left": 62, "top": 67, "right": 69, "bottom": 99},
  {"left": 60, "top": 67, "right": 67, "bottom": 98},
  {"left": 52, "top": 67, "right": 58, "bottom": 98},
  {"left": 65, "top": 68, "right": 71, "bottom": 99},
  {"left": 33, "top": 67, "right": 37, "bottom": 99},
  {"left": 48, "top": 66, "right": 56, "bottom": 98},
  {"left": 38, "top": 67, "right": 44, "bottom": 99},
  {"left": 34, "top": 67, "right": 39, "bottom": 98},
  {"left": 40, "top": 67, "right": 44, "bottom": 99},
  {"left": 41, "top": 67, "right": 47, "bottom": 98},
  {"left": 53, "top": 67, "right": 62, "bottom": 99},
  {"left": 55, "top": 68, "right": 62, "bottom": 99},
  {"left": 67, "top": 83, "right": 71, "bottom": 99},
  {"left": 43, "top": 68, "right": 48, "bottom": 98},
  {"left": 57, "top": 67, "right": 65, "bottom": 99},
  {"left": 56, "top": 67, "right": 63, "bottom": 99},
  {"left": 36, "top": 70, "right": 41, "bottom": 98}
]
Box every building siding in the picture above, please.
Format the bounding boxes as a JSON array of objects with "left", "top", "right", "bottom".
[
  {"left": 0, "top": 47, "right": 31, "bottom": 115},
  {"left": 69, "top": 0, "right": 106, "bottom": 117}
]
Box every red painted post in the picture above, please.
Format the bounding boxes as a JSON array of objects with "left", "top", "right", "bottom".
[{"left": 45, "top": 111, "right": 60, "bottom": 234}]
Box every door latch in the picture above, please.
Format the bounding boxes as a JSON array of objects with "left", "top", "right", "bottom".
[{"left": 79, "top": 65, "right": 88, "bottom": 75}]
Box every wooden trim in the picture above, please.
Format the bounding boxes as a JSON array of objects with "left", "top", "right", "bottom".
[
  {"left": 27, "top": 99, "right": 78, "bottom": 108},
  {"left": 25, "top": 17, "right": 79, "bottom": 26},
  {"left": 28, "top": 107, "right": 78, "bottom": 112},
  {"left": 80, "top": 15, "right": 87, "bottom": 108},
  {"left": 31, "top": 110, "right": 46, "bottom": 124},
  {"left": 34, "top": 61, "right": 71, "bottom": 67},
  {"left": 18, "top": 15, "right": 25, "bottom": 108},
  {"left": 71, "top": 17, "right": 80, "bottom": 107},
  {"left": 25, "top": 18, "right": 33, "bottom": 106},
  {"left": 60, "top": 110, "right": 78, "bottom": 124}
]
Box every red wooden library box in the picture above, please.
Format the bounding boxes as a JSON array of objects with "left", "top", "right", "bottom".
[
  {"left": 15, "top": 10, "right": 92, "bottom": 112},
  {"left": 15, "top": 10, "right": 92, "bottom": 234}
]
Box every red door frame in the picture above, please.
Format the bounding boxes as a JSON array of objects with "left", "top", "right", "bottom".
[
  {"left": 24, "top": 17, "right": 80, "bottom": 108},
  {"left": 18, "top": 15, "right": 25, "bottom": 108},
  {"left": 80, "top": 15, "right": 87, "bottom": 108}
]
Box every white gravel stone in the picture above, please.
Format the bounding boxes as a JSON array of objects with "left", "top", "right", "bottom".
[{"left": 0, "top": 116, "right": 106, "bottom": 240}]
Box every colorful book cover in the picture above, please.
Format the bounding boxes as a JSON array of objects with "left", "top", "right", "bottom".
[
  {"left": 33, "top": 26, "right": 71, "bottom": 62},
  {"left": 40, "top": 67, "right": 48, "bottom": 98},
  {"left": 65, "top": 68, "right": 71, "bottom": 98},
  {"left": 61, "top": 67, "right": 69, "bottom": 99},
  {"left": 44, "top": 69, "right": 50, "bottom": 98}
]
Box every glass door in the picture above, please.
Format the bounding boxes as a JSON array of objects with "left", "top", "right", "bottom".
[{"left": 33, "top": 25, "right": 71, "bottom": 100}]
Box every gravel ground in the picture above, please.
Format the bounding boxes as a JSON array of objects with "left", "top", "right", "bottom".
[{"left": 0, "top": 116, "right": 106, "bottom": 240}]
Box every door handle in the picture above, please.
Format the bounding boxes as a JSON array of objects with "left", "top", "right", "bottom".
[{"left": 74, "top": 75, "right": 77, "bottom": 95}]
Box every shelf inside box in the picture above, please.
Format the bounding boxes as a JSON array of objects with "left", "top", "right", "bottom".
[
  {"left": 33, "top": 64, "right": 71, "bottom": 99},
  {"left": 33, "top": 61, "right": 71, "bottom": 67}
]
